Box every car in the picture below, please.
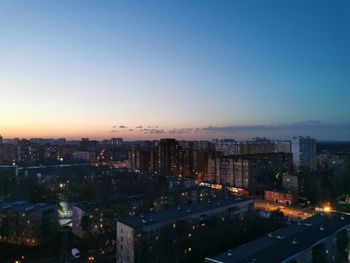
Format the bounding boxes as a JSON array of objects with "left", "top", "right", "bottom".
[{"left": 71, "top": 248, "right": 81, "bottom": 258}]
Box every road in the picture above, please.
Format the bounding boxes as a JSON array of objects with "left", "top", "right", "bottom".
[{"left": 254, "top": 199, "right": 315, "bottom": 220}]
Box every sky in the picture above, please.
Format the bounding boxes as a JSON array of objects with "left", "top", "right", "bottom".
[{"left": 0, "top": 0, "right": 349, "bottom": 140}]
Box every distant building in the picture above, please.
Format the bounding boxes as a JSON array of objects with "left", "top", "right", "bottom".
[
  {"left": 111, "top": 138, "right": 124, "bottom": 146},
  {"left": 73, "top": 150, "right": 95, "bottom": 163},
  {"left": 128, "top": 147, "right": 155, "bottom": 173},
  {"left": 157, "top": 139, "right": 181, "bottom": 176},
  {"left": 208, "top": 153, "right": 293, "bottom": 193},
  {"left": 0, "top": 202, "right": 57, "bottom": 246},
  {"left": 17, "top": 139, "right": 40, "bottom": 164},
  {"left": 315, "top": 152, "right": 350, "bottom": 171},
  {"left": 214, "top": 140, "right": 240, "bottom": 156},
  {"left": 275, "top": 141, "right": 292, "bottom": 153},
  {"left": 213, "top": 140, "right": 291, "bottom": 156},
  {"left": 205, "top": 212, "right": 350, "bottom": 263},
  {"left": 116, "top": 196, "right": 253, "bottom": 263},
  {"left": 0, "top": 143, "right": 17, "bottom": 165},
  {"left": 264, "top": 189, "right": 297, "bottom": 205},
  {"left": 282, "top": 173, "right": 299, "bottom": 192},
  {"left": 291, "top": 136, "right": 316, "bottom": 170}
]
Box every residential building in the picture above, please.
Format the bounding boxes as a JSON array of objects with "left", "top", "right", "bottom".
[
  {"left": 0, "top": 201, "right": 57, "bottom": 246},
  {"left": 157, "top": 139, "right": 181, "bottom": 176},
  {"left": 282, "top": 173, "right": 299, "bottom": 192},
  {"left": 208, "top": 153, "right": 293, "bottom": 193},
  {"left": 116, "top": 196, "right": 253, "bottom": 263},
  {"left": 73, "top": 150, "right": 95, "bottom": 163},
  {"left": 72, "top": 186, "right": 222, "bottom": 239},
  {"left": 112, "top": 138, "right": 124, "bottom": 146},
  {"left": 291, "top": 136, "right": 316, "bottom": 170},
  {"left": 264, "top": 189, "right": 298, "bottom": 205},
  {"left": 205, "top": 212, "right": 350, "bottom": 263}
]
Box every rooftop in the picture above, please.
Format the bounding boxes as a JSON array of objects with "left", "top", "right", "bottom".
[
  {"left": 0, "top": 201, "right": 55, "bottom": 213},
  {"left": 118, "top": 195, "right": 251, "bottom": 229},
  {"left": 73, "top": 185, "right": 217, "bottom": 211},
  {"left": 206, "top": 212, "right": 350, "bottom": 263}
]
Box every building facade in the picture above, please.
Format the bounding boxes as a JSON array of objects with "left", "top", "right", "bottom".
[
  {"left": 0, "top": 202, "right": 57, "bottom": 246},
  {"left": 116, "top": 196, "right": 253, "bottom": 263},
  {"left": 291, "top": 136, "right": 316, "bottom": 170},
  {"left": 264, "top": 189, "right": 298, "bottom": 205},
  {"left": 208, "top": 153, "right": 293, "bottom": 193},
  {"left": 205, "top": 212, "right": 350, "bottom": 263}
]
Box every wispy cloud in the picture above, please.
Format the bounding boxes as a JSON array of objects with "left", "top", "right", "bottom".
[
  {"left": 168, "top": 128, "right": 193, "bottom": 134},
  {"left": 108, "top": 121, "right": 350, "bottom": 139},
  {"left": 199, "top": 121, "right": 350, "bottom": 133},
  {"left": 143, "top": 128, "right": 165, "bottom": 134}
]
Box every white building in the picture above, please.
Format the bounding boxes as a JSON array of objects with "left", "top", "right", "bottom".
[{"left": 291, "top": 136, "right": 316, "bottom": 170}]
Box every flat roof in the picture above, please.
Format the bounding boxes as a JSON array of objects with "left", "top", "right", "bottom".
[
  {"left": 73, "top": 185, "right": 218, "bottom": 211},
  {"left": 118, "top": 195, "right": 251, "bottom": 229},
  {"left": 206, "top": 212, "right": 350, "bottom": 263},
  {"left": 0, "top": 201, "right": 54, "bottom": 212}
]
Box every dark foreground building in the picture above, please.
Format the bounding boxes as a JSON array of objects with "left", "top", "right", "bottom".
[
  {"left": 0, "top": 201, "right": 57, "bottom": 246},
  {"left": 205, "top": 212, "right": 350, "bottom": 263},
  {"left": 116, "top": 196, "right": 253, "bottom": 263}
]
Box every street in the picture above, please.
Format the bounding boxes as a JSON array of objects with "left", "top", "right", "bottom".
[{"left": 254, "top": 199, "right": 315, "bottom": 220}]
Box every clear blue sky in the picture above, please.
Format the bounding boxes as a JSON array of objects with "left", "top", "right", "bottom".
[{"left": 0, "top": 0, "right": 349, "bottom": 140}]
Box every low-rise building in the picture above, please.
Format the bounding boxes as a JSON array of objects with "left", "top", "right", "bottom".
[
  {"left": 264, "top": 189, "right": 298, "bottom": 205},
  {"left": 116, "top": 196, "right": 253, "bottom": 263},
  {"left": 205, "top": 212, "right": 350, "bottom": 263},
  {"left": 0, "top": 201, "right": 57, "bottom": 246},
  {"left": 72, "top": 186, "right": 222, "bottom": 238}
]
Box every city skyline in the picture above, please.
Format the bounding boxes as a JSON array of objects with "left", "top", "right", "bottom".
[{"left": 1, "top": 0, "right": 349, "bottom": 140}]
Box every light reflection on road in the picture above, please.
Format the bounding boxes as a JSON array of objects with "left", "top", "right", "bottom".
[{"left": 254, "top": 200, "right": 315, "bottom": 220}]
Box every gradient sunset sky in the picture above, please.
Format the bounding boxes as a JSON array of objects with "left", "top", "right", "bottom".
[{"left": 0, "top": 0, "right": 349, "bottom": 140}]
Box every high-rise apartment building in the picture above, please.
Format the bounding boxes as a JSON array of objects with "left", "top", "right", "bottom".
[
  {"left": 128, "top": 146, "right": 156, "bottom": 173},
  {"left": 157, "top": 139, "right": 181, "bottom": 176},
  {"left": 208, "top": 153, "right": 293, "bottom": 193},
  {"left": 291, "top": 136, "right": 316, "bottom": 169}
]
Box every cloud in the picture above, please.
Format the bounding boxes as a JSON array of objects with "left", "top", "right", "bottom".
[
  {"left": 200, "top": 125, "right": 280, "bottom": 133},
  {"left": 150, "top": 129, "right": 164, "bottom": 134},
  {"left": 143, "top": 128, "right": 165, "bottom": 134},
  {"left": 168, "top": 128, "right": 193, "bottom": 134},
  {"left": 199, "top": 121, "right": 350, "bottom": 133},
  {"left": 109, "top": 121, "right": 350, "bottom": 140}
]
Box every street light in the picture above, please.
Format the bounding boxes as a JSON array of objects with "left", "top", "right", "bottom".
[{"left": 324, "top": 206, "right": 331, "bottom": 212}]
